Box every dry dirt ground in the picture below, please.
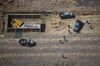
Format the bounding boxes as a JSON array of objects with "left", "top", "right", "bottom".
[
  {"left": 0, "top": 0, "right": 100, "bottom": 33},
  {"left": 0, "top": 0, "right": 100, "bottom": 66}
]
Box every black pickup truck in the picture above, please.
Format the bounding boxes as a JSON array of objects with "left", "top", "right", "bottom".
[
  {"left": 19, "top": 39, "right": 36, "bottom": 47},
  {"left": 59, "top": 12, "right": 75, "bottom": 19},
  {"left": 73, "top": 20, "right": 84, "bottom": 33}
]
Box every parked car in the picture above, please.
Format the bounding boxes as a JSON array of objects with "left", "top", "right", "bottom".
[
  {"left": 73, "top": 20, "right": 84, "bottom": 32},
  {"left": 19, "top": 39, "right": 36, "bottom": 47},
  {"left": 59, "top": 12, "right": 75, "bottom": 19}
]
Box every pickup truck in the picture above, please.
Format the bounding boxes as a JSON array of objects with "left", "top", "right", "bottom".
[
  {"left": 73, "top": 20, "right": 84, "bottom": 33},
  {"left": 59, "top": 12, "right": 75, "bottom": 19},
  {"left": 19, "top": 39, "right": 36, "bottom": 47}
]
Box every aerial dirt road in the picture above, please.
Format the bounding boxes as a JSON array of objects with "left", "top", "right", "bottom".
[
  {"left": 0, "top": 34, "right": 100, "bottom": 66},
  {"left": 0, "top": 0, "right": 100, "bottom": 66}
]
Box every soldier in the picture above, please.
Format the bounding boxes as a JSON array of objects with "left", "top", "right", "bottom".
[
  {"left": 68, "top": 30, "right": 72, "bottom": 34},
  {"left": 86, "top": 20, "right": 91, "bottom": 24},
  {"left": 90, "top": 25, "right": 94, "bottom": 29},
  {"left": 59, "top": 40, "right": 64, "bottom": 44},
  {"left": 68, "top": 25, "right": 72, "bottom": 28},
  {"left": 63, "top": 36, "right": 66, "bottom": 40},
  {"left": 62, "top": 54, "right": 67, "bottom": 59}
]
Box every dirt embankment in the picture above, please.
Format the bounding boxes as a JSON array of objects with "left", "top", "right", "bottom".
[{"left": 0, "top": 0, "right": 100, "bottom": 14}]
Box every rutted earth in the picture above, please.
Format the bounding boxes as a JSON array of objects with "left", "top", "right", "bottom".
[
  {"left": 0, "top": 0, "right": 100, "bottom": 66},
  {"left": 0, "top": 34, "right": 100, "bottom": 66}
]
